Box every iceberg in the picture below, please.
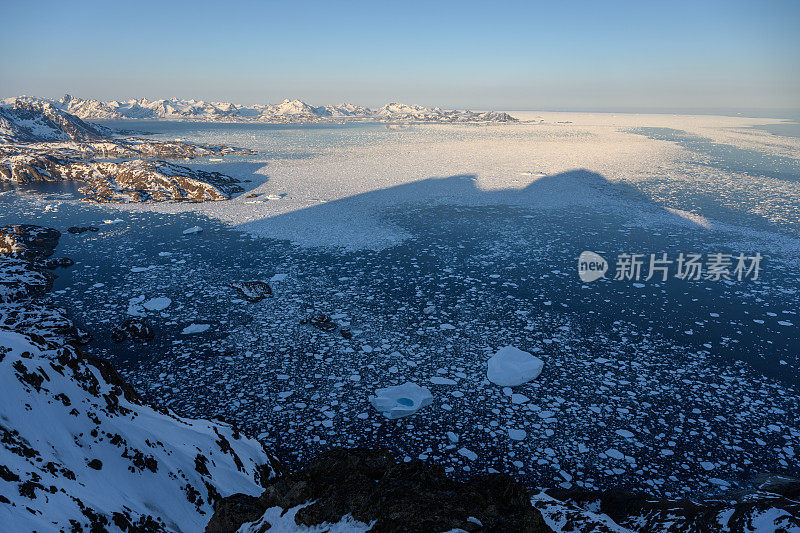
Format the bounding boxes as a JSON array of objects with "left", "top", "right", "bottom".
[
  {"left": 486, "top": 345, "right": 544, "bottom": 387},
  {"left": 369, "top": 382, "right": 433, "bottom": 420}
]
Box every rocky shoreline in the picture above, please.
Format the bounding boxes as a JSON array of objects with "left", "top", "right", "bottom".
[
  {"left": 0, "top": 100, "right": 248, "bottom": 203},
  {"left": 0, "top": 224, "right": 797, "bottom": 532}
]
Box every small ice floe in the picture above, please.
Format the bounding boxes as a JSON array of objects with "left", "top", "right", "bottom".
[
  {"left": 430, "top": 376, "right": 457, "bottom": 385},
  {"left": 143, "top": 297, "right": 171, "bottom": 311},
  {"left": 487, "top": 345, "right": 544, "bottom": 386},
  {"left": 270, "top": 273, "right": 288, "bottom": 282},
  {"left": 369, "top": 382, "right": 433, "bottom": 420},
  {"left": 209, "top": 158, "right": 224, "bottom": 161},
  {"left": 103, "top": 219, "right": 123, "bottom": 224},
  {"left": 182, "top": 226, "right": 203, "bottom": 235},
  {"left": 131, "top": 266, "right": 155, "bottom": 273},
  {"left": 440, "top": 323, "right": 456, "bottom": 330},
  {"left": 508, "top": 428, "right": 527, "bottom": 441},
  {"left": 127, "top": 296, "right": 146, "bottom": 316},
  {"left": 458, "top": 447, "right": 478, "bottom": 461},
  {"left": 158, "top": 251, "right": 173, "bottom": 257},
  {"left": 181, "top": 323, "right": 210, "bottom": 335}
]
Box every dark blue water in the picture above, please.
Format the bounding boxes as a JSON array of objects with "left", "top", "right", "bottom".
[{"left": 631, "top": 127, "right": 800, "bottom": 183}]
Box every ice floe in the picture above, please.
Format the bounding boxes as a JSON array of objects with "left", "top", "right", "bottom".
[
  {"left": 369, "top": 382, "right": 433, "bottom": 420},
  {"left": 486, "top": 345, "right": 544, "bottom": 387}
]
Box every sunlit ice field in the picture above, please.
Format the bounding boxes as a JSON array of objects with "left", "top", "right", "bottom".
[{"left": 3, "top": 110, "right": 798, "bottom": 499}]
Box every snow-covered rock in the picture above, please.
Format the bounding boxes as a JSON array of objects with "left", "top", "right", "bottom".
[
  {"left": 369, "top": 382, "right": 433, "bottom": 419},
  {"left": 0, "top": 225, "right": 276, "bottom": 532},
  {"left": 486, "top": 345, "right": 544, "bottom": 386}
]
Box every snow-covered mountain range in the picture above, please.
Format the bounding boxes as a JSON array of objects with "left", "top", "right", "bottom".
[{"left": 1, "top": 94, "right": 518, "bottom": 123}]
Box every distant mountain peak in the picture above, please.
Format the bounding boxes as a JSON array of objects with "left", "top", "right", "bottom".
[{"left": 1, "top": 94, "right": 518, "bottom": 123}]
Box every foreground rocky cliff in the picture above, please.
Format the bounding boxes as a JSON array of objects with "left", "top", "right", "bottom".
[
  {"left": 0, "top": 225, "right": 275, "bottom": 531},
  {"left": 0, "top": 225, "right": 798, "bottom": 532},
  {"left": 0, "top": 101, "right": 246, "bottom": 203}
]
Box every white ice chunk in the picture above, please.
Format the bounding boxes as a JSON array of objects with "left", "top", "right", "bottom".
[
  {"left": 369, "top": 382, "right": 433, "bottom": 420},
  {"left": 183, "top": 226, "right": 203, "bottom": 235},
  {"left": 487, "top": 345, "right": 544, "bottom": 386}
]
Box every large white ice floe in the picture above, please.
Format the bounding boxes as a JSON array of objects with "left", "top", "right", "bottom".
[
  {"left": 486, "top": 345, "right": 544, "bottom": 387},
  {"left": 369, "top": 382, "right": 433, "bottom": 419}
]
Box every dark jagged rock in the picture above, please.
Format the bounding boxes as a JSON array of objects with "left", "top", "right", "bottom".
[
  {"left": 0, "top": 225, "right": 60, "bottom": 261},
  {"left": 70, "top": 326, "right": 93, "bottom": 345},
  {"left": 303, "top": 311, "right": 337, "bottom": 332},
  {"left": 208, "top": 448, "right": 549, "bottom": 533},
  {"left": 539, "top": 485, "right": 800, "bottom": 532},
  {"left": 110, "top": 318, "right": 154, "bottom": 343},
  {"left": 67, "top": 226, "right": 98, "bottom": 234},
  {"left": 44, "top": 257, "right": 75, "bottom": 270},
  {"left": 228, "top": 281, "right": 272, "bottom": 302}
]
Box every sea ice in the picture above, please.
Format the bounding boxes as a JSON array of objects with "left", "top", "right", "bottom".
[
  {"left": 143, "top": 297, "right": 171, "bottom": 311},
  {"left": 486, "top": 345, "right": 544, "bottom": 386},
  {"left": 369, "top": 382, "right": 433, "bottom": 420},
  {"left": 508, "top": 428, "right": 527, "bottom": 441},
  {"left": 182, "top": 323, "right": 210, "bottom": 335},
  {"left": 183, "top": 226, "right": 203, "bottom": 235},
  {"left": 458, "top": 447, "right": 478, "bottom": 461}
]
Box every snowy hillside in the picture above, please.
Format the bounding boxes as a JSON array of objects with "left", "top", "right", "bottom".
[
  {"left": 0, "top": 100, "right": 114, "bottom": 143},
  {"left": 1, "top": 94, "right": 518, "bottom": 123},
  {"left": 0, "top": 225, "right": 277, "bottom": 531}
]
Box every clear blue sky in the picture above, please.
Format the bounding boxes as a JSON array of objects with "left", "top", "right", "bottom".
[{"left": 1, "top": 0, "right": 798, "bottom": 111}]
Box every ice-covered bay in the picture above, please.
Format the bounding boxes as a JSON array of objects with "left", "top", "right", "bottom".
[{"left": 2, "top": 111, "right": 799, "bottom": 500}]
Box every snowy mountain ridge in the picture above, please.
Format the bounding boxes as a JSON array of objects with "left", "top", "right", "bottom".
[{"left": 1, "top": 94, "right": 518, "bottom": 123}]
